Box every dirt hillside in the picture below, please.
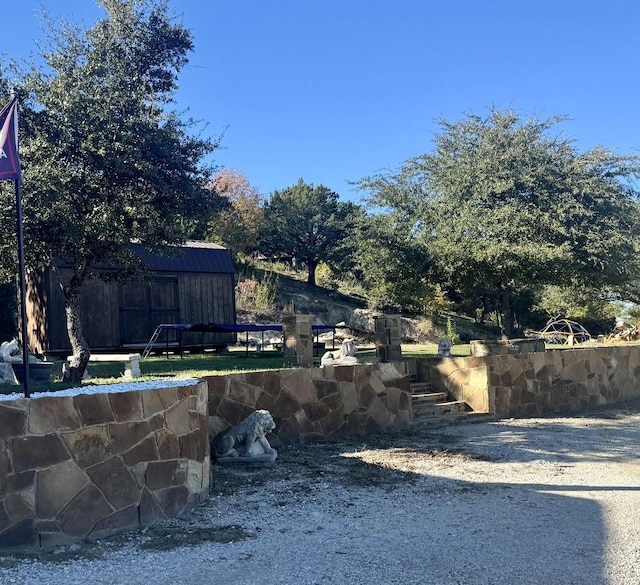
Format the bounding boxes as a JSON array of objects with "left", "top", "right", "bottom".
[{"left": 236, "top": 267, "right": 499, "bottom": 343}]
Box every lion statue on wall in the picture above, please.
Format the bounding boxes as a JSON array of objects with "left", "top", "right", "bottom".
[
  {"left": 321, "top": 338, "right": 358, "bottom": 366},
  {"left": 214, "top": 409, "right": 277, "bottom": 459}
]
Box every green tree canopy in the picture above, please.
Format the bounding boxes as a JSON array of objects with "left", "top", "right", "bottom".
[
  {"left": 260, "top": 179, "right": 360, "bottom": 286},
  {"left": 1, "top": 0, "right": 223, "bottom": 381},
  {"left": 358, "top": 108, "right": 640, "bottom": 335},
  {"left": 349, "top": 211, "right": 434, "bottom": 312}
]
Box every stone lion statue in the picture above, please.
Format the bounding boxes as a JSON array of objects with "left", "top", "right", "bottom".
[
  {"left": 321, "top": 338, "right": 358, "bottom": 366},
  {"left": 0, "top": 339, "right": 43, "bottom": 364},
  {"left": 0, "top": 339, "right": 22, "bottom": 364},
  {"left": 214, "top": 409, "right": 276, "bottom": 459}
]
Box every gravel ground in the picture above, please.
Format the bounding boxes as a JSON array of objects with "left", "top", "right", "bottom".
[{"left": 2, "top": 401, "right": 640, "bottom": 585}]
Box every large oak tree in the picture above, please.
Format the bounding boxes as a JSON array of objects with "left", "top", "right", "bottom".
[
  {"left": 260, "top": 179, "right": 359, "bottom": 286},
  {"left": 358, "top": 108, "right": 640, "bottom": 335},
  {"left": 1, "top": 0, "right": 223, "bottom": 381}
]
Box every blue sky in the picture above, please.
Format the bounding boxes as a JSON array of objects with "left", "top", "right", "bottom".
[{"left": 6, "top": 0, "right": 640, "bottom": 201}]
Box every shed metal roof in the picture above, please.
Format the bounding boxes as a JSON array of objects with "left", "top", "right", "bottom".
[{"left": 130, "top": 242, "right": 235, "bottom": 274}]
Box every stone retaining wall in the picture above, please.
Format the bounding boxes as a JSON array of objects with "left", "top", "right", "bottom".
[
  {"left": 0, "top": 380, "right": 210, "bottom": 548},
  {"left": 469, "top": 338, "right": 546, "bottom": 357},
  {"left": 414, "top": 356, "right": 490, "bottom": 413},
  {"left": 207, "top": 362, "right": 413, "bottom": 442},
  {"left": 6, "top": 344, "right": 637, "bottom": 548},
  {"left": 413, "top": 345, "right": 640, "bottom": 418},
  {"left": 488, "top": 345, "right": 640, "bottom": 417}
]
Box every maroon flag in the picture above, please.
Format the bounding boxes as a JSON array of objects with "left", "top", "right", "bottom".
[{"left": 0, "top": 96, "right": 20, "bottom": 180}]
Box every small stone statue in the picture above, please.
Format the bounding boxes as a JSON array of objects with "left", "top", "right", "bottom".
[
  {"left": 214, "top": 410, "right": 277, "bottom": 463},
  {"left": 0, "top": 340, "right": 23, "bottom": 383},
  {"left": 437, "top": 338, "right": 452, "bottom": 358},
  {"left": 0, "top": 339, "right": 23, "bottom": 364},
  {"left": 321, "top": 339, "right": 358, "bottom": 366}
]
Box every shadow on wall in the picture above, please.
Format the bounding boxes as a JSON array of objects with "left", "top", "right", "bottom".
[{"left": 0, "top": 284, "right": 17, "bottom": 342}]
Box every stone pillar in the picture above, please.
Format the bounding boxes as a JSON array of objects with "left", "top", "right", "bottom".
[
  {"left": 283, "top": 314, "right": 314, "bottom": 367},
  {"left": 374, "top": 314, "right": 402, "bottom": 362}
]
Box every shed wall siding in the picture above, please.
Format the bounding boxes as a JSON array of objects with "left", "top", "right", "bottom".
[
  {"left": 178, "top": 273, "right": 236, "bottom": 346},
  {"left": 27, "top": 269, "right": 236, "bottom": 353},
  {"left": 37, "top": 268, "right": 122, "bottom": 353}
]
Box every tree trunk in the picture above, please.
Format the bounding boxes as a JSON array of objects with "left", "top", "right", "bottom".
[
  {"left": 63, "top": 279, "right": 91, "bottom": 384},
  {"left": 499, "top": 288, "right": 516, "bottom": 339},
  {"left": 306, "top": 259, "right": 318, "bottom": 287}
]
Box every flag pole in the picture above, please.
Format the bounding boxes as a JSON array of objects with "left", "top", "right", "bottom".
[
  {"left": 1, "top": 93, "right": 27, "bottom": 396},
  {"left": 15, "top": 175, "right": 30, "bottom": 398}
]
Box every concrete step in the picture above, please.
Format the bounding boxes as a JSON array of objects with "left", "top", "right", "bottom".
[
  {"left": 409, "top": 382, "right": 433, "bottom": 394},
  {"left": 411, "top": 411, "right": 495, "bottom": 428},
  {"left": 413, "top": 400, "right": 468, "bottom": 417},
  {"left": 412, "top": 391, "right": 448, "bottom": 404}
]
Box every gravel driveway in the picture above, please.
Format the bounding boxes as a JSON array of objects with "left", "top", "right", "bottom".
[{"left": 2, "top": 401, "right": 640, "bottom": 585}]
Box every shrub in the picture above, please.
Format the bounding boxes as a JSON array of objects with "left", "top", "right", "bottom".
[
  {"left": 235, "top": 273, "right": 278, "bottom": 314},
  {"left": 445, "top": 316, "right": 461, "bottom": 344},
  {"left": 254, "top": 272, "right": 278, "bottom": 313}
]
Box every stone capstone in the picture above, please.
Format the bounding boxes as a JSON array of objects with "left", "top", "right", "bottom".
[
  {"left": 109, "top": 391, "right": 143, "bottom": 422},
  {"left": 74, "top": 394, "right": 115, "bottom": 426},
  {"left": 29, "top": 396, "right": 81, "bottom": 434},
  {"left": 0, "top": 404, "right": 27, "bottom": 440}
]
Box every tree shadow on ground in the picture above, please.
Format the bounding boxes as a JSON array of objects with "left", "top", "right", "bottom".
[{"left": 206, "top": 402, "right": 640, "bottom": 584}]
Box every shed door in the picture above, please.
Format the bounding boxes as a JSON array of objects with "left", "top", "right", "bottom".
[{"left": 120, "top": 278, "right": 180, "bottom": 345}]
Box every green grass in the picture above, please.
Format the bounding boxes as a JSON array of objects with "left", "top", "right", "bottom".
[
  {"left": 0, "top": 343, "right": 471, "bottom": 395},
  {"left": 400, "top": 343, "right": 471, "bottom": 358},
  {"left": 0, "top": 348, "right": 290, "bottom": 395},
  {"left": 140, "top": 348, "right": 288, "bottom": 378}
]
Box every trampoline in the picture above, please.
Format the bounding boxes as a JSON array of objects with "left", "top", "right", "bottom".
[{"left": 143, "top": 322, "right": 339, "bottom": 358}]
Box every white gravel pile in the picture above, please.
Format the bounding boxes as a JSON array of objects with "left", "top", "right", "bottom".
[{"left": 1, "top": 404, "right": 639, "bottom": 584}]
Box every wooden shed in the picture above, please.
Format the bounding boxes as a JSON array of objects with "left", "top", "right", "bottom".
[{"left": 26, "top": 241, "right": 237, "bottom": 356}]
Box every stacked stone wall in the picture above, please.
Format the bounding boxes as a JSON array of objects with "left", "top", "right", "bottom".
[
  {"left": 469, "top": 338, "right": 546, "bottom": 357},
  {"left": 0, "top": 381, "right": 210, "bottom": 548},
  {"left": 415, "top": 356, "right": 490, "bottom": 413},
  {"left": 374, "top": 314, "right": 403, "bottom": 362},
  {"left": 7, "top": 344, "right": 636, "bottom": 549},
  {"left": 283, "top": 314, "right": 314, "bottom": 367},
  {"left": 207, "top": 362, "right": 413, "bottom": 442},
  {"left": 487, "top": 346, "right": 640, "bottom": 417},
  {"left": 413, "top": 345, "right": 640, "bottom": 419}
]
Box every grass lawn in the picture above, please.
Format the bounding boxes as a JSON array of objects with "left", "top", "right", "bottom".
[
  {"left": 0, "top": 343, "right": 471, "bottom": 395},
  {"left": 401, "top": 343, "right": 471, "bottom": 359}
]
